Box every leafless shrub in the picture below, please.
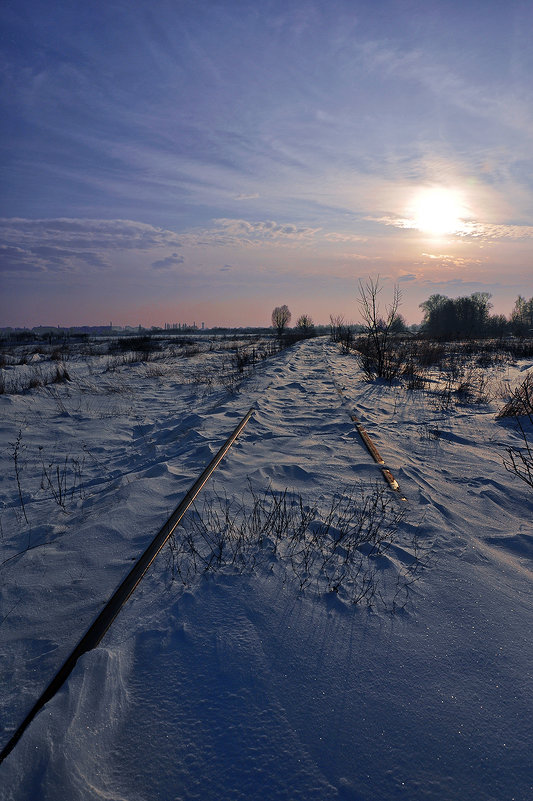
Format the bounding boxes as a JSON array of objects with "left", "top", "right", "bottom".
[
  {"left": 231, "top": 342, "right": 278, "bottom": 374},
  {"left": 499, "top": 373, "right": 533, "bottom": 492},
  {"left": 187, "top": 355, "right": 245, "bottom": 395},
  {"left": 330, "top": 315, "right": 361, "bottom": 352},
  {"left": 427, "top": 363, "right": 490, "bottom": 411},
  {"left": 415, "top": 341, "right": 447, "bottom": 367},
  {"left": 418, "top": 423, "right": 441, "bottom": 442},
  {"left": 46, "top": 386, "right": 70, "bottom": 414},
  {"left": 187, "top": 364, "right": 218, "bottom": 393},
  {"left": 110, "top": 335, "right": 161, "bottom": 355},
  {"left": 0, "top": 363, "right": 71, "bottom": 394},
  {"left": 104, "top": 356, "right": 120, "bottom": 372},
  {"left": 11, "top": 430, "right": 29, "bottom": 525},
  {"left": 28, "top": 369, "right": 44, "bottom": 390},
  {"left": 167, "top": 483, "right": 418, "bottom": 609},
  {"left": 475, "top": 352, "right": 495, "bottom": 368},
  {"left": 400, "top": 353, "right": 429, "bottom": 391},
  {"left": 105, "top": 353, "right": 141, "bottom": 371},
  {"left": 497, "top": 372, "right": 533, "bottom": 418},
  {"left": 52, "top": 365, "right": 71, "bottom": 384},
  {"left": 494, "top": 378, "right": 512, "bottom": 403},
  {"left": 395, "top": 340, "right": 518, "bottom": 400},
  {"left": 143, "top": 363, "right": 169, "bottom": 378},
  {"left": 233, "top": 346, "right": 254, "bottom": 374},
  {"left": 50, "top": 346, "right": 70, "bottom": 362},
  {"left": 181, "top": 345, "right": 201, "bottom": 358},
  {"left": 405, "top": 372, "right": 428, "bottom": 391},
  {"left": 39, "top": 448, "right": 86, "bottom": 509},
  {"left": 454, "top": 368, "right": 489, "bottom": 405},
  {"left": 219, "top": 371, "right": 240, "bottom": 394},
  {"left": 503, "top": 418, "right": 533, "bottom": 491}
]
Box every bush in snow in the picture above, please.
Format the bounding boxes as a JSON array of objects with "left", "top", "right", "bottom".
[{"left": 166, "top": 482, "right": 420, "bottom": 610}]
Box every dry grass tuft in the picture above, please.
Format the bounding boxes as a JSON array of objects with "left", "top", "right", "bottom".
[{"left": 497, "top": 371, "right": 533, "bottom": 418}]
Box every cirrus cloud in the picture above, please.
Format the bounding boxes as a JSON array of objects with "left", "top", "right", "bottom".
[
  {"left": 367, "top": 213, "right": 533, "bottom": 240},
  {"left": 0, "top": 218, "right": 184, "bottom": 251},
  {"left": 0, "top": 218, "right": 184, "bottom": 275}
]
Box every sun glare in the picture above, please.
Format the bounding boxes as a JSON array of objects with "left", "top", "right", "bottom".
[{"left": 410, "top": 188, "right": 469, "bottom": 236}]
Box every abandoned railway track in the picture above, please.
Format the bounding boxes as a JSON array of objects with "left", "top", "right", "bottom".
[{"left": 1, "top": 346, "right": 406, "bottom": 765}]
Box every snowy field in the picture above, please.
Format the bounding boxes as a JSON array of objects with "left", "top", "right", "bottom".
[{"left": 0, "top": 335, "right": 532, "bottom": 800}]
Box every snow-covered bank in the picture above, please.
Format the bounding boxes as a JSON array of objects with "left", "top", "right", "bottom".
[{"left": 1, "top": 338, "right": 532, "bottom": 800}]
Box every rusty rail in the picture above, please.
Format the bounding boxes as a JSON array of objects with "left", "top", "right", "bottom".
[{"left": 328, "top": 367, "right": 406, "bottom": 500}]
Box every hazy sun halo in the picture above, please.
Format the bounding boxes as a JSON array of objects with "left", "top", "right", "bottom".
[{"left": 410, "top": 188, "right": 469, "bottom": 236}]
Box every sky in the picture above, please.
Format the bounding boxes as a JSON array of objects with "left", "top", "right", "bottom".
[{"left": 1, "top": 0, "right": 532, "bottom": 328}]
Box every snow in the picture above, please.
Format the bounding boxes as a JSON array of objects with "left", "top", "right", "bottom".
[{"left": 1, "top": 337, "right": 532, "bottom": 800}]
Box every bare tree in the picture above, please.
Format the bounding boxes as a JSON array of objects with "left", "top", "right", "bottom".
[
  {"left": 296, "top": 314, "right": 314, "bottom": 332},
  {"left": 329, "top": 314, "right": 345, "bottom": 343},
  {"left": 511, "top": 295, "right": 533, "bottom": 337},
  {"left": 357, "top": 276, "right": 403, "bottom": 380},
  {"left": 272, "top": 305, "right": 291, "bottom": 339},
  {"left": 329, "top": 313, "right": 356, "bottom": 352}
]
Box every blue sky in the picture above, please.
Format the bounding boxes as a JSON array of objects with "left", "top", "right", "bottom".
[{"left": 1, "top": 0, "right": 532, "bottom": 327}]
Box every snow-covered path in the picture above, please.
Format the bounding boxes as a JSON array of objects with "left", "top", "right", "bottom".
[{"left": 1, "top": 338, "right": 532, "bottom": 800}]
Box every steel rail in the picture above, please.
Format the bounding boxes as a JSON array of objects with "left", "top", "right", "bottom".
[
  {"left": 0, "top": 406, "right": 255, "bottom": 766},
  {"left": 327, "top": 366, "right": 406, "bottom": 500}
]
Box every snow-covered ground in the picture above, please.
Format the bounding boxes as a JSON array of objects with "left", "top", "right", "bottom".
[{"left": 0, "top": 336, "right": 531, "bottom": 800}]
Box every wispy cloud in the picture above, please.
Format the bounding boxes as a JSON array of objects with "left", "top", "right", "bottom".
[
  {"left": 152, "top": 253, "right": 185, "bottom": 270},
  {"left": 323, "top": 233, "right": 368, "bottom": 243},
  {"left": 337, "top": 253, "right": 382, "bottom": 262},
  {"left": 0, "top": 245, "right": 45, "bottom": 273},
  {"left": 0, "top": 218, "right": 184, "bottom": 249},
  {"left": 420, "top": 277, "right": 508, "bottom": 292},
  {"left": 360, "top": 38, "right": 533, "bottom": 137},
  {"left": 0, "top": 218, "right": 183, "bottom": 274},
  {"left": 181, "top": 218, "right": 322, "bottom": 247},
  {"left": 0, "top": 239, "right": 109, "bottom": 274},
  {"left": 462, "top": 223, "right": 533, "bottom": 240},
  {"left": 368, "top": 214, "right": 533, "bottom": 240},
  {"left": 421, "top": 253, "right": 483, "bottom": 267},
  {"left": 234, "top": 193, "right": 260, "bottom": 200},
  {"left": 214, "top": 219, "right": 321, "bottom": 239}
]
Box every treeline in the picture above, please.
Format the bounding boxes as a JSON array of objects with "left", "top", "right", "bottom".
[{"left": 419, "top": 293, "right": 533, "bottom": 340}]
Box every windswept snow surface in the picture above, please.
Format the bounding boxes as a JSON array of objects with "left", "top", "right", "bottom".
[{"left": 1, "top": 337, "right": 532, "bottom": 800}]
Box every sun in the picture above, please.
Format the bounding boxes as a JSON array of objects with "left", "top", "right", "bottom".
[{"left": 409, "top": 187, "right": 469, "bottom": 236}]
